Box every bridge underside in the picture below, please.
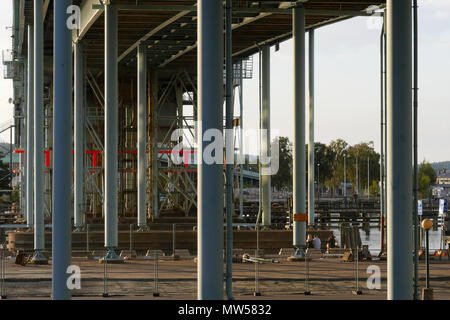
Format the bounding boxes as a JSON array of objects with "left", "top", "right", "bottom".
[{"left": 11, "top": 0, "right": 425, "bottom": 301}]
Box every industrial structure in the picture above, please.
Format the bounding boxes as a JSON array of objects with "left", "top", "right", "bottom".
[{"left": 2, "top": 0, "right": 421, "bottom": 300}]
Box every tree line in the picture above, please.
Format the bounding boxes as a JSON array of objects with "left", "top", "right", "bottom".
[{"left": 270, "top": 137, "right": 438, "bottom": 199}]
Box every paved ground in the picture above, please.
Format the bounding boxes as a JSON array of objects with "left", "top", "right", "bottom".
[{"left": 1, "top": 253, "right": 449, "bottom": 300}]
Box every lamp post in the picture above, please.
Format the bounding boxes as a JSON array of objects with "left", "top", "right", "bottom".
[
  {"left": 317, "top": 163, "right": 320, "bottom": 204},
  {"left": 421, "top": 219, "right": 433, "bottom": 300},
  {"left": 343, "top": 154, "right": 347, "bottom": 199},
  {"left": 367, "top": 157, "right": 370, "bottom": 199},
  {"left": 355, "top": 156, "right": 359, "bottom": 196}
]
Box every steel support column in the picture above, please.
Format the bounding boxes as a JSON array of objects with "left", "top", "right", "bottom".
[
  {"left": 379, "top": 21, "right": 385, "bottom": 254},
  {"left": 52, "top": 0, "right": 73, "bottom": 300},
  {"left": 412, "top": 0, "right": 419, "bottom": 300},
  {"left": 239, "top": 65, "right": 244, "bottom": 220},
  {"left": 74, "top": 41, "right": 85, "bottom": 231},
  {"left": 32, "top": 0, "right": 46, "bottom": 263},
  {"left": 261, "top": 46, "right": 271, "bottom": 227},
  {"left": 137, "top": 45, "right": 147, "bottom": 229},
  {"left": 151, "top": 70, "right": 159, "bottom": 220},
  {"left": 308, "top": 29, "right": 315, "bottom": 228},
  {"left": 104, "top": 4, "right": 119, "bottom": 259},
  {"left": 26, "top": 25, "right": 34, "bottom": 229},
  {"left": 292, "top": 6, "right": 306, "bottom": 252},
  {"left": 197, "top": 0, "right": 224, "bottom": 300},
  {"left": 386, "top": 0, "right": 413, "bottom": 300},
  {"left": 224, "top": 0, "right": 234, "bottom": 301}
]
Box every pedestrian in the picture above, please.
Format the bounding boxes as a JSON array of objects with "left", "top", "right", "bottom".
[{"left": 313, "top": 234, "right": 321, "bottom": 249}]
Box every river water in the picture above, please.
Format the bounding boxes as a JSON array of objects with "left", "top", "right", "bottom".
[{"left": 330, "top": 227, "right": 448, "bottom": 254}]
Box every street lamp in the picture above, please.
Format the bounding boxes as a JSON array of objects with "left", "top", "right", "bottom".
[
  {"left": 317, "top": 163, "right": 320, "bottom": 204},
  {"left": 355, "top": 156, "right": 359, "bottom": 196},
  {"left": 367, "top": 157, "right": 370, "bottom": 199},
  {"left": 343, "top": 154, "right": 347, "bottom": 198},
  {"left": 421, "top": 218, "right": 433, "bottom": 300}
]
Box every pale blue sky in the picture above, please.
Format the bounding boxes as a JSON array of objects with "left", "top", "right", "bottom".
[
  {"left": 240, "top": 0, "right": 450, "bottom": 163},
  {"left": 1, "top": 0, "right": 449, "bottom": 162}
]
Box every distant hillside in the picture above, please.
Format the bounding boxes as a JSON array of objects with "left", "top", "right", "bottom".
[{"left": 431, "top": 161, "right": 450, "bottom": 171}]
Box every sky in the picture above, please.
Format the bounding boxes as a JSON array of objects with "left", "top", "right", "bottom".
[
  {"left": 0, "top": 0, "right": 14, "bottom": 145},
  {"left": 1, "top": 0, "right": 449, "bottom": 163},
  {"left": 239, "top": 0, "right": 450, "bottom": 163}
]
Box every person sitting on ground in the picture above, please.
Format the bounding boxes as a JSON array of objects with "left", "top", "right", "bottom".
[
  {"left": 328, "top": 235, "right": 337, "bottom": 249},
  {"left": 326, "top": 242, "right": 332, "bottom": 254},
  {"left": 313, "top": 234, "right": 321, "bottom": 249},
  {"left": 306, "top": 234, "right": 314, "bottom": 248}
]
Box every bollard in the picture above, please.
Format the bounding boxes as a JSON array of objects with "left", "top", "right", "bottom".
[
  {"left": 425, "top": 228, "right": 430, "bottom": 288},
  {"left": 153, "top": 250, "right": 160, "bottom": 297},
  {"left": 304, "top": 249, "right": 310, "bottom": 295},
  {"left": 102, "top": 250, "right": 109, "bottom": 297},
  {"left": 254, "top": 225, "right": 261, "bottom": 296},
  {"left": 86, "top": 224, "right": 90, "bottom": 253},
  {"left": 1, "top": 244, "right": 6, "bottom": 299},
  {"left": 421, "top": 219, "right": 433, "bottom": 300},
  {"left": 129, "top": 223, "right": 133, "bottom": 256},
  {"left": 254, "top": 248, "right": 260, "bottom": 296},
  {"left": 353, "top": 245, "right": 362, "bottom": 295},
  {"left": 172, "top": 224, "right": 176, "bottom": 257}
]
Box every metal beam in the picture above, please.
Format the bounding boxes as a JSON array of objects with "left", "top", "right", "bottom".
[
  {"left": 17, "top": 0, "right": 25, "bottom": 55},
  {"left": 158, "top": 5, "right": 281, "bottom": 68},
  {"left": 197, "top": 0, "right": 224, "bottom": 300},
  {"left": 92, "top": 4, "right": 384, "bottom": 17},
  {"left": 231, "top": 9, "right": 382, "bottom": 61},
  {"left": 72, "top": 0, "right": 104, "bottom": 43},
  {"left": 52, "top": 0, "right": 73, "bottom": 300},
  {"left": 43, "top": 0, "right": 50, "bottom": 20},
  {"left": 386, "top": 0, "right": 413, "bottom": 300},
  {"left": 118, "top": 10, "right": 191, "bottom": 63}
]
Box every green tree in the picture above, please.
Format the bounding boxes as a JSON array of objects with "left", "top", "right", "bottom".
[
  {"left": 346, "top": 142, "right": 380, "bottom": 195},
  {"left": 369, "top": 180, "right": 380, "bottom": 196},
  {"left": 305, "top": 142, "right": 335, "bottom": 190},
  {"left": 328, "top": 139, "right": 349, "bottom": 190},
  {"left": 272, "top": 137, "right": 292, "bottom": 190},
  {"left": 418, "top": 160, "right": 436, "bottom": 198}
]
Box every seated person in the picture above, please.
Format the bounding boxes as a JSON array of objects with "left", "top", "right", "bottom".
[
  {"left": 313, "top": 234, "right": 321, "bottom": 249},
  {"left": 306, "top": 234, "right": 314, "bottom": 248}
]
